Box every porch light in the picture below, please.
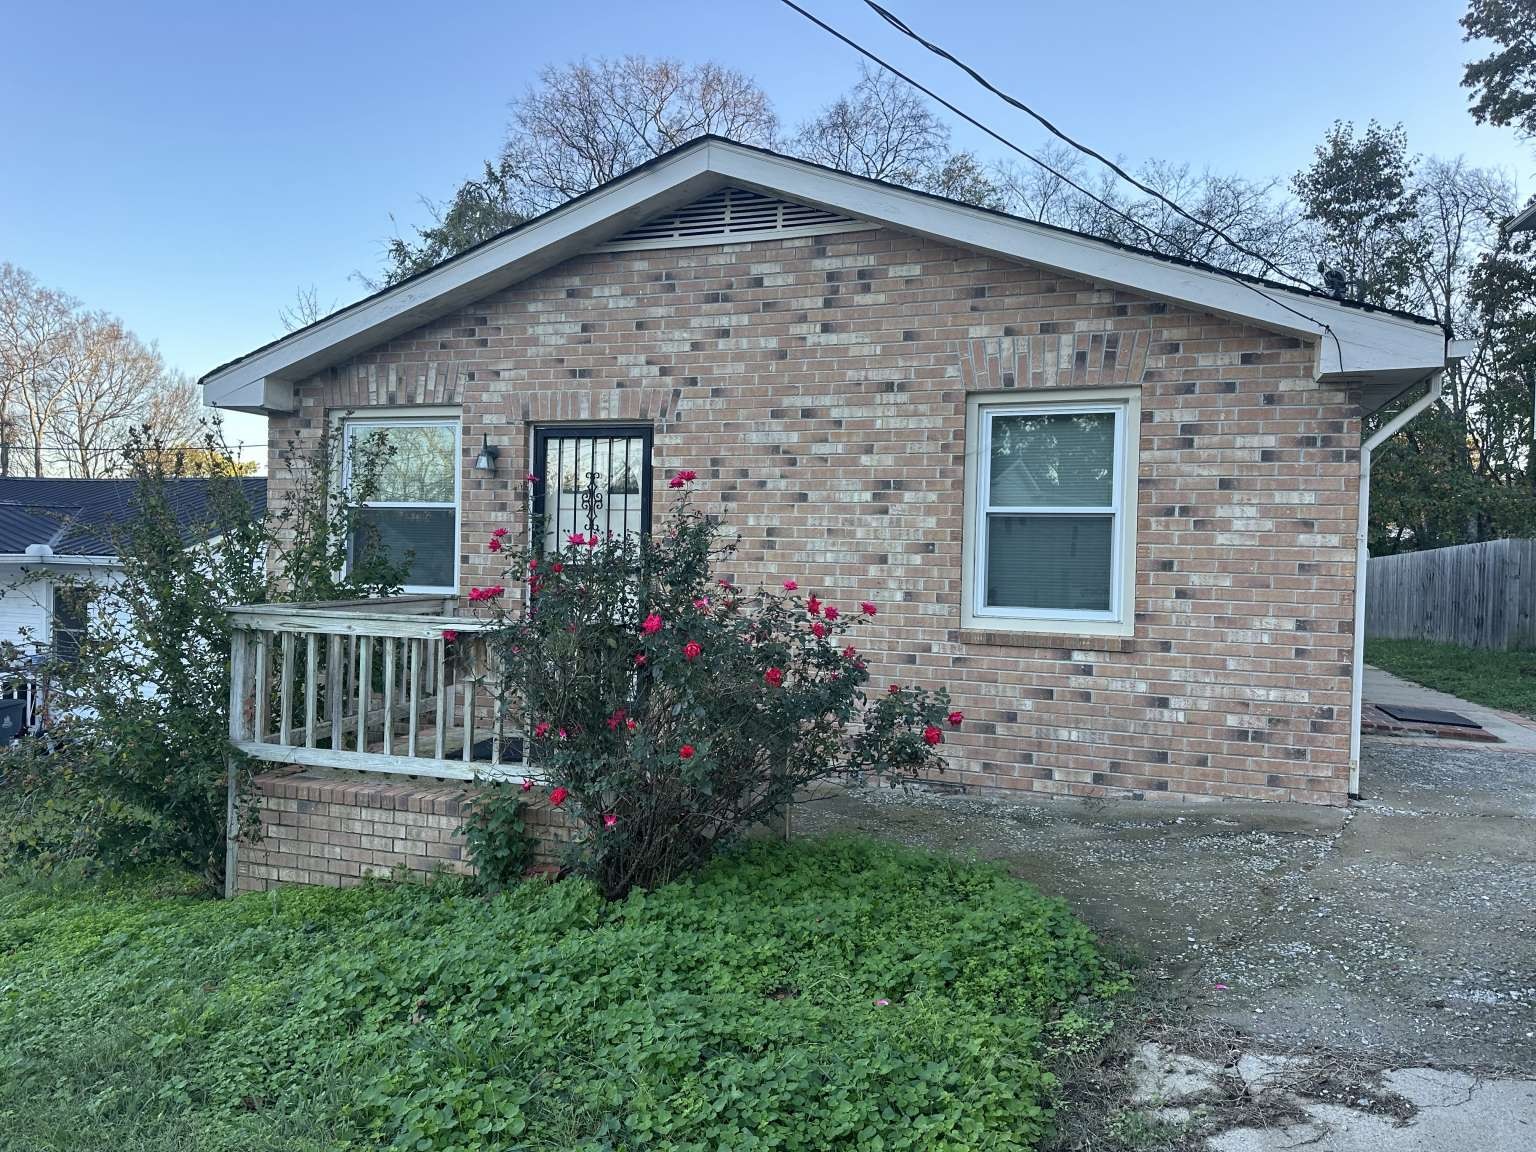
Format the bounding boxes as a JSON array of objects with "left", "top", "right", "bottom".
[{"left": 473, "top": 436, "right": 499, "bottom": 475}]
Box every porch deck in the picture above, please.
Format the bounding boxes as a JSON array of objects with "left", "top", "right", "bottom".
[{"left": 226, "top": 596, "right": 526, "bottom": 783}]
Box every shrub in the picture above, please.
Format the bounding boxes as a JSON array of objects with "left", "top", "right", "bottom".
[
  {"left": 0, "top": 837, "right": 1125, "bottom": 1151},
  {"left": 467, "top": 476, "right": 957, "bottom": 898},
  {"left": 0, "top": 420, "right": 408, "bottom": 889}
]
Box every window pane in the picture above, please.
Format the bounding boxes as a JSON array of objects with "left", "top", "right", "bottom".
[
  {"left": 985, "top": 514, "right": 1113, "bottom": 612},
  {"left": 352, "top": 508, "right": 456, "bottom": 589},
  {"left": 988, "top": 411, "right": 1115, "bottom": 507},
  {"left": 348, "top": 424, "right": 456, "bottom": 503}
]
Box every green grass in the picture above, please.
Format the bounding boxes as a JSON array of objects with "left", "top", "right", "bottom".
[
  {"left": 0, "top": 839, "right": 1122, "bottom": 1152},
  {"left": 1365, "top": 638, "right": 1536, "bottom": 718}
]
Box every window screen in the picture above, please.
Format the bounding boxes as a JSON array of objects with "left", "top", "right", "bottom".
[{"left": 977, "top": 406, "right": 1123, "bottom": 618}]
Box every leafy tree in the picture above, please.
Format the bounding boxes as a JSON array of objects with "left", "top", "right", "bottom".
[
  {"left": 1291, "top": 120, "right": 1424, "bottom": 305},
  {"left": 377, "top": 160, "right": 528, "bottom": 288},
  {"left": 1463, "top": 0, "right": 1536, "bottom": 141}
]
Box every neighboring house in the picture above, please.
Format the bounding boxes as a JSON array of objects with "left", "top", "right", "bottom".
[
  {"left": 201, "top": 137, "right": 1460, "bottom": 807},
  {"left": 1506, "top": 201, "right": 1536, "bottom": 233},
  {"left": 0, "top": 476, "right": 268, "bottom": 659}
]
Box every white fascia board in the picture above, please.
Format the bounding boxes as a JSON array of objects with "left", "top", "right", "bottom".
[
  {"left": 704, "top": 142, "right": 1448, "bottom": 381},
  {"left": 0, "top": 554, "right": 122, "bottom": 568},
  {"left": 204, "top": 139, "right": 1450, "bottom": 413},
  {"left": 202, "top": 149, "right": 723, "bottom": 413}
]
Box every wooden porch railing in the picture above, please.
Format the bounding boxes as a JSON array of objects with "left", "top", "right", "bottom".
[{"left": 226, "top": 596, "right": 523, "bottom": 783}]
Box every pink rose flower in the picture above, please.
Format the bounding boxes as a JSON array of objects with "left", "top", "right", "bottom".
[
  {"left": 441, "top": 629, "right": 457, "bottom": 642},
  {"left": 683, "top": 640, "right": 703, "bottom": 661},
  {"left": 534, "top": 721, "right": 550, "bottom": 738},
  {"left": 549, "top": 786, "right": 569, "bottom": 807},
  {"left": 782, "top": 579, "right": 798, "bottom": 591},
  {"left": 642, "top": 613, "right": 664, "bottom": 634},
  {"left": 521, "top": 777, "right": 533, "bottom": 792},
  {"left": 603, "top": 812, "right": 618, "bottom": 829}
]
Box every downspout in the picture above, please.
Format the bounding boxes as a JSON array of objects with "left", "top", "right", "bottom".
[{"left": 1348, "top": 370, "right": 1443, "bottom": 796}]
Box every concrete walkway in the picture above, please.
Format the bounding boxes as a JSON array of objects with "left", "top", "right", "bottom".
[{"left": 1364, "top": 663, "right": 1536, "bottom": 750}]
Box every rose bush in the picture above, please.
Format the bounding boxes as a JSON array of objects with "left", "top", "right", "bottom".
[{"left": 466, "top": 476, "right": 955, "bottom": 898}]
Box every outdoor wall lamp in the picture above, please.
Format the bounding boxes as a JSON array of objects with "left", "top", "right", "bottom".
[{"left": 473, "top": 436, "right": 499, "bottom": 476}]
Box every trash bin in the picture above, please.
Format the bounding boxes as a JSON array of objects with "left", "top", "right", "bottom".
[{"left": 0, "top": 698, "right": 27, "bottom": 746}]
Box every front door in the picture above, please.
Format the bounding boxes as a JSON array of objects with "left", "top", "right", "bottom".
[{"left": 530, "top": 425, "right": 653, "bottom": 554}]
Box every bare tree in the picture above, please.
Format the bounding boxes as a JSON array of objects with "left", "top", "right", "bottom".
[
  {"left": 992, "top": 147, "right": 1307, "bottom": 278},
  {"left": 0, "top": 264, "right": 75, "bottom": 476},
  {"left": 278, "top": 284, "right": 337, "bottom": 333},
  {"left": 46, "top": 313, "right": 165, "bottom": 478},
  {"left": 791, "top": 64, "right": 948, "bottom": 185},
  {"left": 504, "top": 56, "right": 778, "bottom": 210}
]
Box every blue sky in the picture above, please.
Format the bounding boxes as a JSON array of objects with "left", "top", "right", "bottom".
[{"left": 2, "top": 0, "right": 1525, "bottom": 450}]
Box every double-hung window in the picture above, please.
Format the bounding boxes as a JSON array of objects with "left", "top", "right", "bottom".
[
  {"left": 343, "top": 415, "right": 460, "bottom": 593},
  {"left": 965, "top": 390, "right": 1138, "bottom": 635}
]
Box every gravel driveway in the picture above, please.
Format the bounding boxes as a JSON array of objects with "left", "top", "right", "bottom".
[{"left": 795, "top": 737, "right": 1536, "bottom": 1147}]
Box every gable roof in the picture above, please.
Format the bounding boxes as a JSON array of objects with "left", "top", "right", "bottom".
[
  {"left": 0, "top": 477, "right": 267, "bottom": 560},
  {"left": 201, "top": 136, "right": 1453, "bottom": 415}
]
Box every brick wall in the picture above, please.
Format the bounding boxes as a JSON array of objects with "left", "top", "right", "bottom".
[
  {"left": 268, "top": 225, "right": 1360, "bottom": 805},
  {"left": 234, "top": 769, "right": 576, "bottom": 893}
]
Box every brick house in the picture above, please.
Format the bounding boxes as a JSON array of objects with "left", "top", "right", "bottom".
[{"left": 203, "top": 137, "right": 1455, "bottom": 885}]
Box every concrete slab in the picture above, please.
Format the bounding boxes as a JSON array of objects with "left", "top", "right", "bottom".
[
  {"left": 1364, "top": 665, "right": 1536, "bottom": 751},
  {"left": 1209, "top": 1072, "right": 1536, "bottom": 1151}
]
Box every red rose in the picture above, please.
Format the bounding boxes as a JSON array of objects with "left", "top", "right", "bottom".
[
  {"left": 491, "top": 527, "right": 509, "bottom": 538},
  {"left": 552, "top": 561, "right": 564, "bottom": 573},
  {"left": 634, "top": 653, "right": 647, "bottom": 667},
  {"left": 860, "top": 601, "right": 877, "bottom": 616},
  {"left": 441, "top": 629, "right": 457, "bottom": 642},
  {"left": 824, "top": 605, "right": 840, "bottom": 621},
  {"left": 487, "top": 537, "right": 502, "bottom": 552},
  {"left": 669, "top": 470, "right": 697, "bottom": 489},
  {"left": 948, "top": 710, "right": 964, "bottom": 727},
  {"left": 683, "top": 640, "right": 703, "bottom": 661},
  {"left": 811, "top": 621, "right": 827, "bottom": 638},
  {"left": 534, "top": 721, "right": 550, "bottom": 738},
  {"left": 764, "top": 667, "right": 784, "bottom": 687},
  {"left": 922, "top": 725, "right": 942, "bottom": 746},
  {"left": 549, "top": 786, "right": 569, "bottom": 807},
  {"left": 642, "top": 613, "right": 664, "bottom": 634},
  {"left": 782, "top": 579, "right": 798, "bottom": 591},
  {"left": 806, "top": 595, "right": 822, "bottom": 616},
  {"left": 679, "top": 744, "right": 695, "bottom": 759},
  {"left": 526, "top": 473, "right": 539, "bottom": 484},
  {"left": 842, "top": 645, "right": 858, "bottom": 660}
]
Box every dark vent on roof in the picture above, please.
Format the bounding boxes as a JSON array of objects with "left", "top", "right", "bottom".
[{"left": 603, "top": 186, "right": 864, "bottom": 248}]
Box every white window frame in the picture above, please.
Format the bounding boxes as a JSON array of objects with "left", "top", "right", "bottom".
[
  {"left": 961, "top": 387, "right": 1140, "bottom": 637},
  {"left": 338, "top": 408, "right": 461, "bottom": 595}
]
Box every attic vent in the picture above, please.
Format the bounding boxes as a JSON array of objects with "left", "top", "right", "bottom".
[{"left": 600, "top": 186, "right": 871, "bottom": 250}]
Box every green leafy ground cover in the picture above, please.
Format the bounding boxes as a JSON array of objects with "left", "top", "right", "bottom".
[
  {"left": 1366, "top": 638, "right": 1536, "bottom": 718},
  {"left": 0, "top": 838, "right": 1121, "bottom": 1152}
]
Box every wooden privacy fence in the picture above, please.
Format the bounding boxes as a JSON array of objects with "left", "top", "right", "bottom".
[{"left": 1365, "top": 538, "right": 1536, "bottom": 651}]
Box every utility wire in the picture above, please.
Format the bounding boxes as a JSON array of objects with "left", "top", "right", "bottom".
[
  {"left": 862, "top": 0, "right": 1320, "bottom": 292},
  {"left": 773, "top": 0, "right": 1348, "bottom": 372}
]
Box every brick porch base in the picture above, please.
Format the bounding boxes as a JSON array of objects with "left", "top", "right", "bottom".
[{"left": 233, "top": 769, "right": 576, "bottom": 893}]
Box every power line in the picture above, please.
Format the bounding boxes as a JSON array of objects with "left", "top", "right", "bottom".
[
  {"left": 772, "top": 0, "right": 1349, "bottom": 372},
  {"left": 862, "top": 0, "right": 1319, "bottom": 292}
]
